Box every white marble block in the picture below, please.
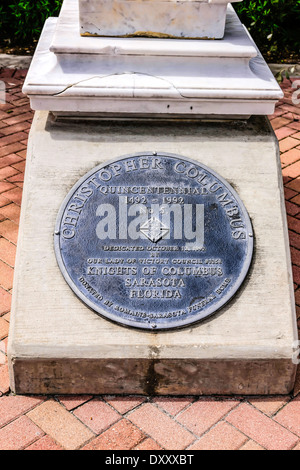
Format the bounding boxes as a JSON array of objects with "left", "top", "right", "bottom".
[{"left": 79, "top": 0, "right": 243, "bottom": 39}]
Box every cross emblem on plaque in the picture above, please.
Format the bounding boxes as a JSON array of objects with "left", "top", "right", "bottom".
[{"left": 140, "top": 217, "right": 169, "bottom": 243}]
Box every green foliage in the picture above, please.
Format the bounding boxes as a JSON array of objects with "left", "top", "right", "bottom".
[
  {"left": 0, "top": 0, "right": 63, "bottom": 46},
  {"left": 234, "top": 0, "right": 300, "bottom": 61}
]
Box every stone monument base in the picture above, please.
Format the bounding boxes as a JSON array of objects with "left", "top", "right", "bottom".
[
  {"left": 23, "top": 0, "right": 283, "bottom": 119},
  {"left": 8, "top": 111, "right": 297, "bottom": 395}
]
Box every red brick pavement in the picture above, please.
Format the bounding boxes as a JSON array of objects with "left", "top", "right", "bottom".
[{"left": 0, "top": 68, "right": 300, "bottom": 450}]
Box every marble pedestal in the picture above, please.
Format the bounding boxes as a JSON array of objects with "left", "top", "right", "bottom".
[
  {"left": 22, "top": 0, "right": 283, "bottom": 119},
  {"left": 8, "top": 112, "right": 297, "bottom": 395}
]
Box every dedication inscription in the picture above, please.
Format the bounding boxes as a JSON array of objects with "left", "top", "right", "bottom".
[{"left": 54, "top": 152, "right": 253, "bottom": 330}]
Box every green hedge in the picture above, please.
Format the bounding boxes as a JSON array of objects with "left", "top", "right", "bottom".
[
  {"left": 0, "top": 1, "right": 62, "bottom": 45},
  {"left": 0, "top": 0, "right": 299, "bottom": 61},
  {"left": 234, "top": 0, "right": 300, "bottom": 61}
]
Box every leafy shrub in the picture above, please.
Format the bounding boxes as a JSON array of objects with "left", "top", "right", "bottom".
[
  {"left": 0, "top": 0, "right": 62, "bottom": 47},
  {"left": 234, "top": 0, "right": 300, "bottom": 61}
]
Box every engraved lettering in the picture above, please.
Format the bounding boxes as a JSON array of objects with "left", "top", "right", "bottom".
[
  {"left": 216, "top": 278, "right": 231, "bottom": 295},
  {"left": 99, "top": 169, "right": 112, "bottom": 181},
  {"left": 187, "top": 293, "right": 216, "bottom": 312},
  {"left": 187, "top": 166, "right": 199, "bottom": 179},
  {"left": 110, "top": 163, "right": 122, "bottom": 177},
  {"left": 125, "top": 159, "right": 138, "bottom": 172},
  {"left": 151, "top": 158, "right": 163, "bottom": 170},
  {"left": 81, "top": 186, "right": 93, "bottom": 197},
  {"left": 217, "top": 192, "right": 233, "bottom": 207},
  {"left": 63, "top": 215, "right": 79, "bottom": 226},
  {"left": 162, "top": 266, "right": 223, "bottom": 276},
  {"left": 126, "top": 278, "right": 185, "bottom": 288},
  {"left": 62, "top": 228, "right": 75, "bottom": 239},
  {"left": 209, "top": 182, "right": 222, "bottom": 193},
  {"left": 139, "top": 158, "right": 150, "bottom": 169},
  {"left": 68, "top": 203, "right": 83, "bottom": 214},
  {"left": 87, "top": 266, "right": 137, "bottom": 275},
  {"left": 130, "top": 289, "right": 182, "bottom": 299},
  {"left": 78, "top": 276, "right": 103, "bottom": 300},
  {"left": 232, "top": 230, "right": 246, "bottom": 239},
  {"left": 174, "top": 161, "right": 186, "bottom": 173}
]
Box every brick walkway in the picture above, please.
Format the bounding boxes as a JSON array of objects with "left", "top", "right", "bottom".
[{"left": 0, "top": 68, "right": 300, "bottom": 451}]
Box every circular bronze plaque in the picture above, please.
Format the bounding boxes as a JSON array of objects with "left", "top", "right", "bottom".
[{"left": 54, "top": 152, "right": 253, "bottom": 330}]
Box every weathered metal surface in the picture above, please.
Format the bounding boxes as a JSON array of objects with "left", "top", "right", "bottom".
[{"left": 54, "top": 152, "right": 253, "bottom": 330}]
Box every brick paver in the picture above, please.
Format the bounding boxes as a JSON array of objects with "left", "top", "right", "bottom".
[
  {"left": 73, "top": 398, "right": 122, "bottom": 434},
  {"left": 134, "top": 437, "right": 163, "bottom": 450},
  {"left": 0, "top": 318, "right": 9, "bottom": 341},
  {"left": 57, "top": 395, "right": 93, "bottom": 411},
  {"left": 0, "top": 416, "right": 44, "bottom": 450},
  {"left": 188, "top": 421, "right": 248, "bottom": 451},
  {"left": 239, "top": 440, "right": 265, "bottom": 451},
  {"left": 127, "top": 403, "right": 195, "bottom": 449},
  {"left": 275, "top": 396, "right": 300, "bottom": 436},
  {"left": 0, "top": 68, "right": 300, "bottom": 450},
  {"left": 0, "top": 219, "right": 19, "bottom": 244},
  {"left": 0, "top": 260, "right": 14, "bottom": 290},
  {"left": 152, "top": 396, "right": 194, "bottom": 416},
  {"left": 248, "top": 396, "right": 290, "bottom": 417},
  {"left": 226, "top": 403, "right": 299, "bottom": 450},
  {"left": 26, "top": 400, "right": 95, "bottom": 450},
  {"left": 0, "top": 287, "right": 11, "bottom": 315},
  {"left": 103, "top": 395, "right": 147, "bottom": 414},
  {"left": 0, "top": 395, "right": 44, "bottom": 427},
  {"left": 25, "top": 435, "right": 64, "bottom": 451},
  {"left": 82, "top": 419, "right": 146, "bottom": 450},
  {"left": 177, "top": 398, "right": 240, "bottom": 436},
  {"left": 0, "top": 364, "right": 9, "bottom": 394}
]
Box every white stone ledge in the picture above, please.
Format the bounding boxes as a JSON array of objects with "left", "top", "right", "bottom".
[{"left": 22, "top": 7, "right": 283, "bottom": 118}]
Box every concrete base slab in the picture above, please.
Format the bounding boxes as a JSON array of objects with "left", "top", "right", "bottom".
[{"left": 8, "top": 112, "right": 298, "bottom": 395}]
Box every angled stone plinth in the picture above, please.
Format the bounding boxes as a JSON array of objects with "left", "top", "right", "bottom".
[
  {"left": 79, "top": 0, "right": 243, "bottom": 39},
  {"left": 22, "top": 0, "right": 283, "bottom": 118},
  {"left": 8, "top": 112, "right": 297, "bottom": 395}
]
